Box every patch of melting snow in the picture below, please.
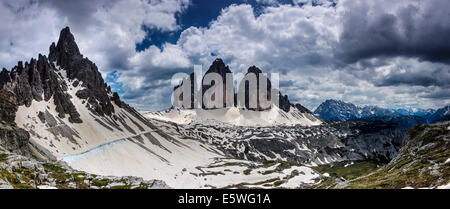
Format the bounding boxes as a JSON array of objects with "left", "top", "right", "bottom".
[
  {"left": 344, "top": 161, "right": 354, "bottom": 168},
  {"left": 62, "top": 133, "right": 323, "bottom": 189},
  {"left": 437, "top": 183, "right": 450, "bottom": 189},
  {"left": 37, "top": 185, "right": 58, "bottom": 189},
  {"left": 279, "top": 166, "right": 320, "bottom": 188},
  {"left": 445, "top": 158, "right": 450, "bottom": 164},
  {"left": 307, "top": 162, "right": 318, "bottom": 167},
  {"left": 141, "top": 106, "right": 322, "bottom": 127}
]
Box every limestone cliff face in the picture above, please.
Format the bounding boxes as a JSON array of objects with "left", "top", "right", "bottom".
[
  {"left": 201, "top": 58, "right": 233, "bottom": 109},
  {"left": 0, "top": 90, "right": 32, "bottom": 158}
]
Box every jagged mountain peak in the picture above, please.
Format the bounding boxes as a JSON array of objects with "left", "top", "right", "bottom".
[
  {"left": 294, "top": 103, "right": 312, "bottom": 114},
  {"left": 201, "top": 58, "right": 234, "bottom": 109},
  {"left": 205, "top": 58, "right": 231, "bottom": 75},
  {"left": 212, "top": 58, "right": 225, "bottom": 65},
  {"left": 49, "top": 27, "right": 103, "bottom": 87},
  {"left": 428, "top": 105, "right": 450, "bottom": 123},
  {"left": 0, "top": 26, "right": 146, "bottom": 122},
  {"left": 0, "top": 27, "right": 161, "bottom": 160},
  {"left": 58, "top": 26, "right": 78, "bottom": 48},
  {"left": 0, "top": 27, "right": 118, "bottom": 120},
  {"left": 49, "top": 26, "right": 81, "bottom": 65},
  {"left": 322, "top": 99, "right": 355, "bottom": 107},
  {"left": 247, "top": 65, "right": 262, "bottom": 74},
  {"left": 314, "top": 99, "right": 359, "bottom": 121}
]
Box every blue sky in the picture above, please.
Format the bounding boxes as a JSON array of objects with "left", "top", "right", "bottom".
[
  {"left": 137, "top": 0, "right": 244, "bottom": 49},
  {"left": 110, "top": 0, "right": 286, "bottom": 95},
  {"left": 0, "top": 0, "right": 449, "bottom": 111},
  {"left": 106, "top": 0, "right": 304, "bottom": 108},
  {"left": 135, "top": 0, "right": 295, "bottom": 50}
]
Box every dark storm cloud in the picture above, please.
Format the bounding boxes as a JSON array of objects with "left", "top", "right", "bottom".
[
  {"left": 335, "top": 0, "right": 450, "bottom": 64},
  {"left": 121, "top": 80, "right": 170, "bottom": 100},
  {"left": 377, "top": 72, "right": 444, "bottom": 87},
  {"left": 279, "top": 80, "right": 296, "bottom": 87},
  {"left": 422, "top": 88, "right": 450, "bottom": 99},
  {"left": 120, "top": 65, "right": 191, "bottom": 99},
  {"left": 2, "top": 0, "right": 449, "bottom": 110},
  {"left": 375, "top": 65, "right": 450, "bottom": 88},
  {"left": 145, "top": 66, "right": 192, "bottom": 81}
]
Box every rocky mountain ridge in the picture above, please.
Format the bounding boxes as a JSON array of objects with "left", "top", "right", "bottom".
[
  {"left": 330, "top": 122, "right": 450, "bottom": 189},
  {"left": 175, "top": 58, "right": 309, "bottom": 114},
  {"left": 314, "top": 99, "right": 439, "bottom": 122},
  {"left": 0, "top": 27, "right": 160, "bottom": 160},
  {"left": 313, "top": 99, "right": 450, "bottom": 126},
  {"left": 146, "top": 116, "right": 401, "bottom": 165},
  {"left": 0, "top": 90, "right": 35, "bottom": 159},
  {"left": 0, "top": 27, "right": 121, "bottom": 124},
  {"left": 427, "top": 105, "right": 450, "bottom": 123}
]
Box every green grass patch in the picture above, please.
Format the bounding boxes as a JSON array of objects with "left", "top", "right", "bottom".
[
  {"left": 43, "top": 163, "right": 66, "bottom": 173},
  {"left": 92, "top": 178, "right": 110, "bottom": 187},
  {"left": 344, "top": 124, "right": 450, "bottom": 189},
  {"left": 0, "top": 153, "right": 8, "bottom": 162},
  {"left": 133, "top": 182, "right": 150, "bottom": 189},
  {"left": 110, "top": 185, "right": 132, "bottom": 189},
  {"left": 313, "top": 160, "right": 383, "bottom": 180},
  {"left": 309, "top": 177, "right": 338, "bottom": 189},
  {"left": 0, "top": 168, "right": 35, "bottom": 189},
  {"left": 421, "top": 128, "right": 448, "bottom": 145},
  {"left": 222, "top": 178, "right": 280, "bottom": 189},
  {"left": 261, "top": 160, "right": 303, "bottom": 175},
  {"left": 13, "top": 183, "right": 35, "bottom": 189}
]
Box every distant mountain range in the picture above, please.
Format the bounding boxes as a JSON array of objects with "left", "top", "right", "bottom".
[
  {"left": 428, "top": 105, "right": 450, "bottom": 123},
  {"left": 314, "top": 99, "right": 449, "bottom": 124}
]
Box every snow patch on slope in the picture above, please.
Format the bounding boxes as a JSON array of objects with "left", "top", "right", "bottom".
[
  {"left": 61, "top": 129, "right": 321, "bottom": 188},
  {"left": 142, "top": 106, "right": 322, "bottom": 127},
  {"left": 15, "top": 70, "right": 152, "bottom": 159},
  {"left": 437, "top": 183, "right": 450, "bottom": 189},
  {"left": 445, "top": 158, "right": 450, "bottom": 164}
]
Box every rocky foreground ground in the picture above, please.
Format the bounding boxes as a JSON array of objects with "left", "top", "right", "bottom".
[
  {"left": 311, "top": 122, "right": 450, "bottom": 189},
  {"left": 0, "top": 149, "right": 169, "bottom": 189}
]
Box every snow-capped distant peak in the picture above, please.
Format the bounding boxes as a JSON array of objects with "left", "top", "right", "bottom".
[{"left": 314, "top": 99, "right": 439, "bottom": 122}]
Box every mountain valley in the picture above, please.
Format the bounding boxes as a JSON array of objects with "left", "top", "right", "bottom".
[{"left": 0, "top": 27, "right": 448, "bottom": 189}]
